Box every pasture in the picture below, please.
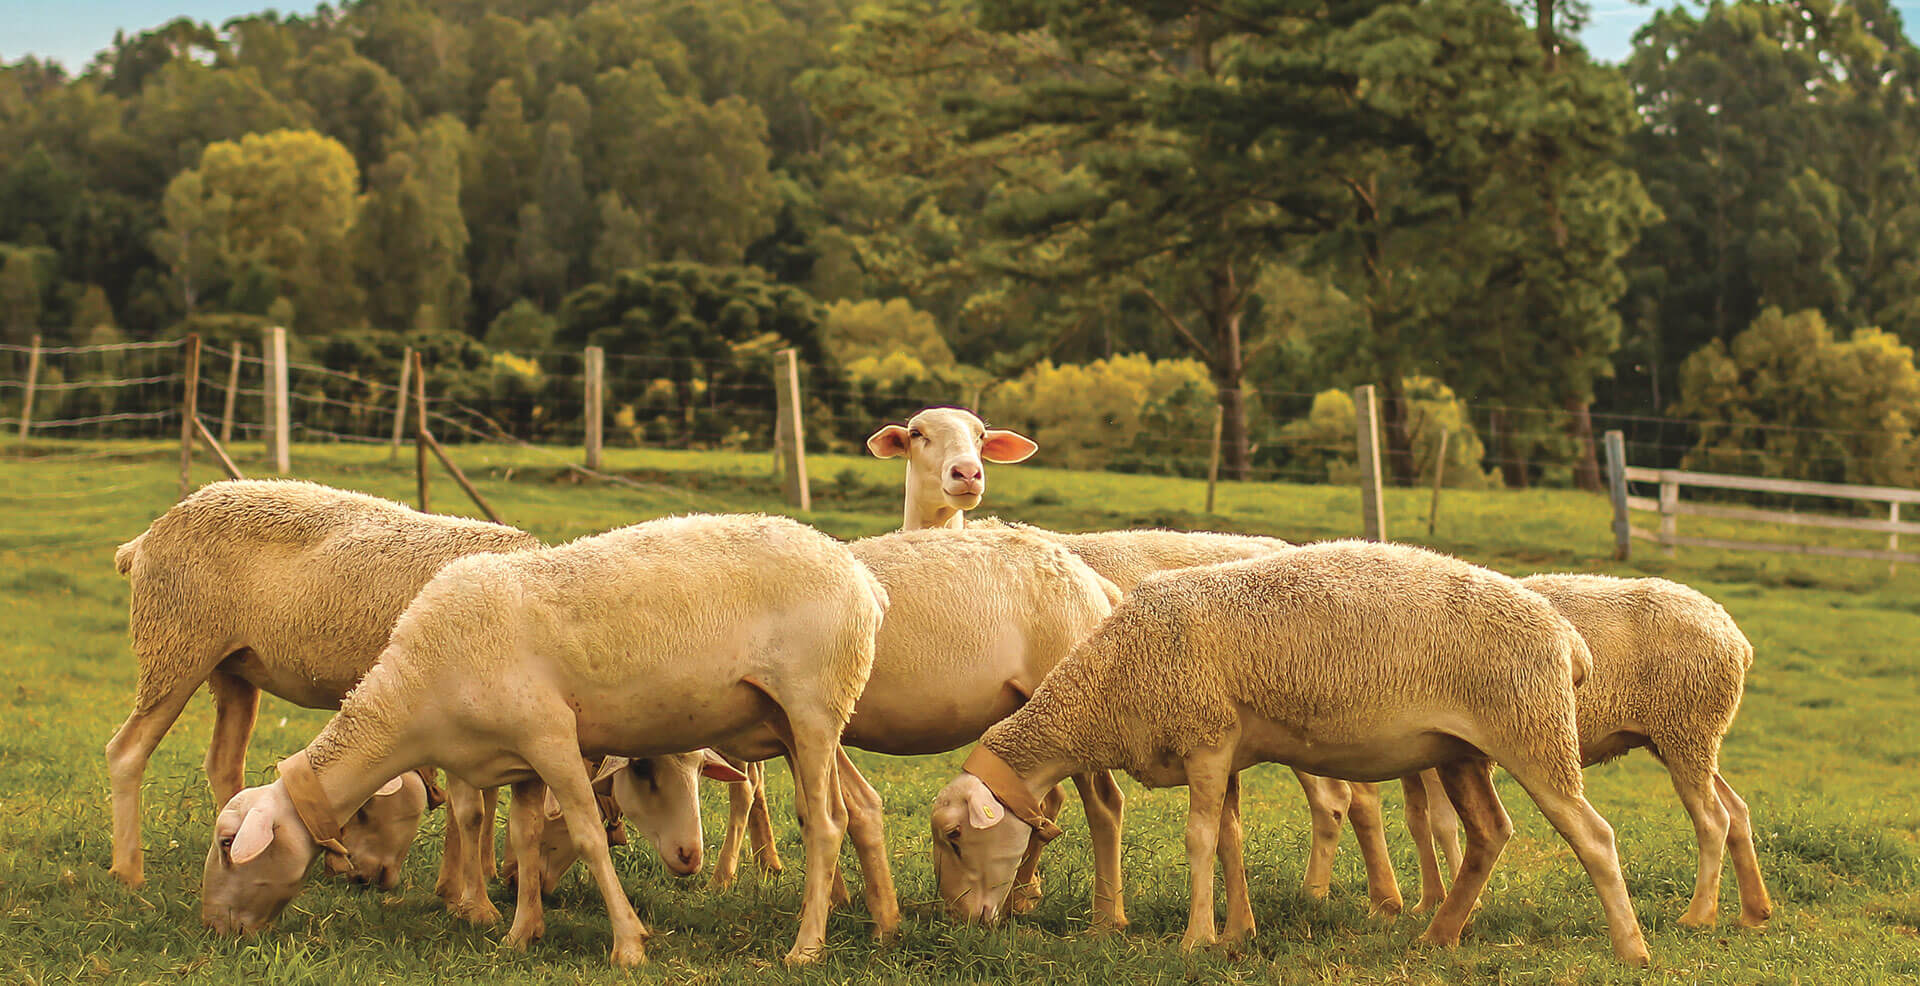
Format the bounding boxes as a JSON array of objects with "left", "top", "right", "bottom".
[{"left": 2, "top": 442, "right": 1917, "bottom": 984}]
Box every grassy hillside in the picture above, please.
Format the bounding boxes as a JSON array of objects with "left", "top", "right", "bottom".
[{"left": 2, "top": 441, "right": 1916, "bottom": 984}]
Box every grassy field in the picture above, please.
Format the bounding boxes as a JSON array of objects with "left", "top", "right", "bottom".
[{"left": 2, "top": 440, "right": 1918, "bottom": 984}]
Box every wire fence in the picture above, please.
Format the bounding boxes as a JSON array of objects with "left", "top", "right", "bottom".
[{"left": 4, "top": 335, "right": 1916, "bottom": 516}]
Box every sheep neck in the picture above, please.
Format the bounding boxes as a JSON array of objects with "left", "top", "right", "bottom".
[
  {"left": 980, "top": 674, "right": 1101, "bottom": 797},
  {"left": 900, "top": 478, "right": 965, "bottom": 531},
  {"left": 302, "top": 668, "right": 427, "bottom": 825}
]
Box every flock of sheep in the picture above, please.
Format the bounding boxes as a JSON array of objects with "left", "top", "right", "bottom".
[{"left": 103, "top": 406, "right": 1772, "bottom": 968}]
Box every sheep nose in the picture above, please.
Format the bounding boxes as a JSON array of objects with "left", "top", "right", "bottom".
[
  {"left": 950, "top": 464, "right": 983, "bottom": 482},
  {"left": 675, "top": 846, "right": 700, "bottom": 873}
]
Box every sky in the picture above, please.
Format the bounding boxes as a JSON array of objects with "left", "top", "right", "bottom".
[{"left": 1, "top": 1, "right": 1918, "bottom": 71}]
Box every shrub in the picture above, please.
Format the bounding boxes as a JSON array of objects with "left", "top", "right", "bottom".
[{"left": 985, "top": 354, "right": 1217, "bottom": 474}]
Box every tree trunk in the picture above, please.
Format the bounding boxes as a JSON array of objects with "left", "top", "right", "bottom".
[
  {"left": 1536, "top": 0, "right": 1557, "bottom": 71},
  {"left": 1211, "top": 302, "right": 1249, "bottom": 481},
  {"left": 1491, "top": 408, "right": 1530, "bottom": 489},
  {"left": 1379, "top": 374, "right": 1418, "bottom": 487},
  {"left": 1566, "top": 397, "right": 1602, "bottom": 492}
]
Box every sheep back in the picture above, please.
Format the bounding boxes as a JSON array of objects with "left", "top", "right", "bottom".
[
  {"left": 1520, "top": 573, "right": 1753, "bottom": 765},
  {"left": 117, "top": 479, "right": 538, "bottom": 707},
  {"left": 969, "top": 516, "right": 1289, "bottom": 592},
  {"left": 986, "top": 540, "right": 1588, "bottom": 789}
]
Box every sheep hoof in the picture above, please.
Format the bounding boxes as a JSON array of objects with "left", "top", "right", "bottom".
[
  {"left": 1737, "top": 909, "right": 1772, "bottom": 930},
  {"left": 504, "top": 919, "right": 544, "bottom": 951},
  {"left": 783, "top": 943, "right": 824, "bottom": 966},
  {"left": 110, "top": 864, "right": 145, "bottom": 889},
  {"left": 1418, "top": 926, "right": 1462, "bottom": 948},
  {"left": 1368, "top": 898, "right": 1404, "bottom": 922},
  {"left": 610, "top": 938, "right": 648, "bottom": 967},
  {"left": 1678, "top": 909, "right": 1717, "bottom": 929},
  {"left": 1180, "top": 929, "right": 1216, "bottom": 951},
  {"left": 709, "top": 866, "right": 738, "bottom": 891},
  {"left": 1408, "top": 897, "right": 1442, "bottom": 917},
  {"left": 1091, "top": 912, "right": 1129, "bottom": 934},
  {"left": 456, "top": 900, "right": 502, "bottom": 927},
  {"left": 1008, "top": 883, "right": 1043, "bottom": 915}
]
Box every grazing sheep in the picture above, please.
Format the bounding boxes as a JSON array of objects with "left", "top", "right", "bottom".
[
  {"left": 967, "top": 517, "right": 1405, "bottom": 916},
  {"left": 545, "top": 527, "right": 1130, "bottom": 927},
  {"left": 866, "top": 407, "right": 1037, "bottom": 530},
  {"left": 107, "top": 479, "right": 536, "bottom": 890},
  {"left": 1401, "top": 574, "right": 1773, "bottom": 929},
  {"left": 929, "top": 540, "right": 1650, "bottom": 966},
  {"left": 198, "top": 513, "right": 887, "bottom": 967}
]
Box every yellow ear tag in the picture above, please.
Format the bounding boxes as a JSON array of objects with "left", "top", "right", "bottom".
[{"left": 982, "top": 803, "right": 998, "bottom": 821}]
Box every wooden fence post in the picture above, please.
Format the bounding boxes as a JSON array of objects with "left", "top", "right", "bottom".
[
  {"left": 1354, "top": 384, "right": 1387, "bottom": 541},
  {"left": 178, "top": 334, "right": 201, "bottom": 498},
  {"left": 16, "top": 334, "right": 40, "bottom": 442},
  {"left": 1427, "top": 427, "right": 1450, "bottom": 537},
  {"left": 414, "top": 350, "right": 430, "bottom": 513},
  {"left": 1604, "top": 430, "right": 1630, "bottom": 561},
  {"left": 1892, "top": 502, "right": 1901, "bottom": 576},
  {"left": 773, "top": 348, "right": 810, "bottom": 511},
  {"left": 219, "top": 340, "right": 242, "bottom": 445},
  {"left": 193, "top": 418, "right": 245, "bottom": 480},
  {"left": 264, "top": 326, "right": 290, "bottom": 474},
  {"left": 1658, "top": 472, "right": 1679, "bottom": 559},
  {"left": 1205, "top": 403, "right": 1224, "bottom": 514},
  {"left": 583, "top": 345, "right": 605, "bottom": 471},
  {"left": 389, "top": 345, "right": 412, "bottom": 460}
]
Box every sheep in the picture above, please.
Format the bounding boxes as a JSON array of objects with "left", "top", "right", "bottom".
[
  {"left": 1399, "top": 574, "right": 1773, "bottom": 929},
  {"left": 866, "top": 407, "right": 1037, "bottom": 530},
  {"left": 963, "top": 517, "right": 1406, "bottom": 917},
  {"left": 928, "top": 539, "right": 1651, "bottom": 966},
  {"left": 107, "top": 479, "right": 536, "bottom": 891},
  {"left": 538, "top": 527, "right": 1131, "bottom": 927},
  {"left": 198, "top": 512, "right": 887, "bottom": 967}
]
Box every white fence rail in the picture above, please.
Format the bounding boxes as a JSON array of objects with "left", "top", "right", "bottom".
[{"left": 1604, "top": 429, "right": 1920, "bottom": 568}]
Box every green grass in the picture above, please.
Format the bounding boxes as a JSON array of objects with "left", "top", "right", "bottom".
[{"left": 2, "top": 440, "right": 1918, "bottom": 984}]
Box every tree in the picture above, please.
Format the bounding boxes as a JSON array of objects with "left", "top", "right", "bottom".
[
  {"left": 1, "top": 248, "right": 47, "bottom": 343},
  {"left": 1672, "top": 307, "right": 1920, "bottom": 489},
  {"left": 155, "top": 129, "right": 362, "bottom": 331}
]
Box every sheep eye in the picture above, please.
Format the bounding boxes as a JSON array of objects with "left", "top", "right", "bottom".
[
  {"left": 908, "top": 429, "right": 923, "bottom": 440},
  {"left": 219, "top": 836, "right": 235, "bottom": 851}
]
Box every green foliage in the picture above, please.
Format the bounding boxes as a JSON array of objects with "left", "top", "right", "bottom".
[
  {"left": 821, "top": 298, "right": 954, "bottom": 372},
  {"left": 1278, "top": 379, "right": 1500, "bottom": 489},
  {"left": 484, "top": 299, "right": 557, "bottom": 354},
  {"left": 987, "top": 355, "right": 1216, "bottom": 474},
  {"left": 1673, "top": 308, "right": 1920, "bottom": 489}
]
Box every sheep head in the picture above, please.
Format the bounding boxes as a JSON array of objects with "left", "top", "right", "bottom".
[
  {"left": 867, "top": 408, "right": 1037, "bottom": 529},
  {"left": 930, "top": 772, "right": 1035, "bottom": 923},
  {"left": 323, "top": 772, "right": 428, "bottom": 890},
  {"left": 201, "top": 782, "right": 320, "bottom": 935}
]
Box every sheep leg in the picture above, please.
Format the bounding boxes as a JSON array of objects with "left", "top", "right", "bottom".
[
  {"left": 746, "top": 760, "right": 785, "bottom": 876},
  {"left": 834, "top": 747, "right": 902, "bottom": 939},
  {"left": 1180, "top": 743, "right": 1237, "bottom": 951},
  {"left": 1008, "top": 784, "right": 1067, "bottom": 915},
  {"left": 203, "top": 670, "right": 260, "bottom": 808},
  {"left": 1503, "top": 759, "right": 1650, "bottom": 966},
  {"left": 1417, "top": 759, "right": 1511, "bottom": 949},
  {"left": 442, "top": 780, "right": 501, "bottom": 925},
  {"left": 105, "top": 677, "right": 202, "bottom": 887},
  {"left": 783, "top": 720, "right": 850, "bottom": 966},
  {"left": 1217, "top": 771, "right": 1256, "bottom": 945},
  {"left": 1424, "top": 767, "right": 1464, "bottom": 879},
  {"left": 1292, "top": 770, "right": 1349, "bottom": 901},
  {"left": 1347, "top": 781, "right": 1404, "bottom": 918},
  {"left": 532, "top": 752, "right": 651, "bottom": 967},
  {"left": 503, "top": 779, "right": 550, "bottom": 950},
  {"left": 712, "top": 762, "right": 757, "bottom": 890},
  {"left": 479, "top": 785, "right": 499, "bottom": 878},
  {"left": 1071, "top": 769, "right": 1129, "bottom": 930},
  {"left": 1401, "top": 772, "right": 1448, "bottom": 915},
  {"left": 1665, "top": 756, "right": 1732, "bottom": 928},
  {"left": 1714, "top": 773, "right": 1773, "bottom": 928}
]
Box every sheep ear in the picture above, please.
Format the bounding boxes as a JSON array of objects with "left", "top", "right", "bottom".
[
  {"left": 592, "top": 756, "right": 631, "bottom": 786},
  {"left": 373, "top": 775, "right": 405, "bottom": 798},
  {"left": 965, "top": 784, "right": 1005, "bottom": 830},
  {"left": 699, "top": 749, "right": 748, "bottom": 784},
  {"left": 230, "top": 804, "right": 277, "bottom": 864},
  {"left": 866, "top": 424, "right": 910, "bottom": 459},
  {"left": 980, "top": 429, "right": 1037, "bottom": 463}
]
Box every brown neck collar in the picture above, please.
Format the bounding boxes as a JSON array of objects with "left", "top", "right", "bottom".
[
  {"left": 962, "top": 745, "right": 1062, "bottom": 842},
  {"left": 277, "top": 751, "right": 352, "bottom": 860}
]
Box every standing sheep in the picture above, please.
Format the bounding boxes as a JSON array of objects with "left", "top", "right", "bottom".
[
  {"left": 107, "top": 479, "right": 535, "bottom": 890},
  {"left": 929, "top": 540, "right": 1650, "bottom": 966},
  {"left": 199, "top": 513, "right": 887, "bottom": 967},
  {"left": 540, "top": 527, "right": 1131, "bottom": 927},
  {"left": 1400, "top": 574, "right": 1773, "bottom": 929}
]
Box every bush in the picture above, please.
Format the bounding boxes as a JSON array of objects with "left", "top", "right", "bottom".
[
  {"left": 1277, "top": 377, "right": 1500, "bottom": 488},
  {"left": 1673, "top": 307, "right": 1920, "bottom": 489},
  {"left": 985, "top": 354, "right": 1217, "bottom": 474}
]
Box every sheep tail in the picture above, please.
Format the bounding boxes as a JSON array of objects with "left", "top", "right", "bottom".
[{"left": 114, "top": 532, "right": 146, "bottom": 576}]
